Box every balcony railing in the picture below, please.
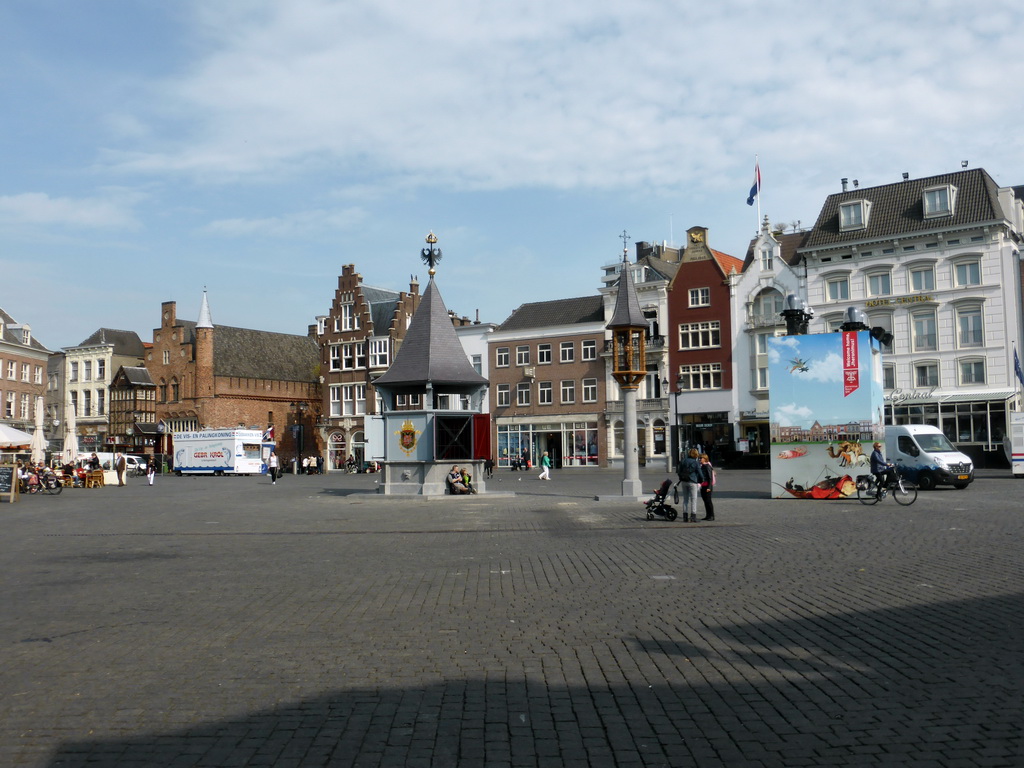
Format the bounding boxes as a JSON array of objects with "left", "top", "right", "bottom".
[
  {"left": 605, "top": 397, "right": 670, "bottom": 414},
  {"left": 747, "top": 313, "right": 784, "bottom": 329},
  {"left": 602, "top": 335, "right": 666, "bottom": 354}
]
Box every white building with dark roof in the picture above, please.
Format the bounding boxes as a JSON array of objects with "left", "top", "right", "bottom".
[{"left": 798, "top": 167, "right": 1024, "bottom": 468}]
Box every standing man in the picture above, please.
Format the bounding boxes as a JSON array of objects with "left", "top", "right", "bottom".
[
  {"left": 114, "top": 452, "right": 127, "bottom": 486},
  {"left": 146, "top": 456, "right": 156, "bottom": 486},
  {"left": 538, "top": 451, "right": 551, "bottom": 481},
  {"left": 677, "top": 448, "right": 702, "bottom": 522},
  {"left": 268, "top": 451, "right": 279, "bottom": 485}
]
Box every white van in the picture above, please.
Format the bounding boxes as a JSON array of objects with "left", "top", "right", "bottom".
[
  {"left": 884, "top": 425, "right": 974, "bottom": 490},
  {"left": 77, "top": 452, "right": 147, "bottom": 473}
]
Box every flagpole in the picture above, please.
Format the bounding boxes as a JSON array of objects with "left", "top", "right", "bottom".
[{"left": 755, "top": 154, "right": 761, "bottom": 230}]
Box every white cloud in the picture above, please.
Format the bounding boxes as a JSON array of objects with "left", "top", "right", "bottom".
[
  {"left": 0, "top": 192, "right": 138, "bottom": 229},
  {"left": 98, "top": 0, "right": 1024, "bottom": 195},
  {"left": 202, "top": 207, "right": 366, "bottom": 237}
]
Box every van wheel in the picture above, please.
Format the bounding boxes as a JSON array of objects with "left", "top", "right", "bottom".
[{"left": 916, "top": 472, "right": 936, "bottom": 491}]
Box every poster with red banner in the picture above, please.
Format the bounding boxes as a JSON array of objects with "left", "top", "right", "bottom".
[
  {"left": 767, "top": 330, "right": 885, "bottom": 499},
  {"left": 843, "top": 331, "right": 860, "bottom": 397}
]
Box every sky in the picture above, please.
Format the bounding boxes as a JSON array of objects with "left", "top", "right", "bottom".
[{"left": 3, "top": 0, "right": 1024, "bottom": 351}]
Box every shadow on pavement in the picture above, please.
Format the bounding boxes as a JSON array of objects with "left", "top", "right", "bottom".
[{"left": 45, "top": 593, "right": 1023, "bottom": 767}]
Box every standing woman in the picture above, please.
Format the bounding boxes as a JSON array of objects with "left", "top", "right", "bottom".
[
  {"left": 677, "top": 448, "right": 702, "bottom": 521},
  {"left": 699, "top": 453, "right": 715, "bottom": 521}
]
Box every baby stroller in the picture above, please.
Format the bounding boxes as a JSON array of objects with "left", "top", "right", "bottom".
[{"left": 644, "top": 479, "right": 678, "bottom": 521}]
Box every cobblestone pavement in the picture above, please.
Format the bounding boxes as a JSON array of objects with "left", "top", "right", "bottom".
[{"left": 2, "top": 467, "right": 1022, "bottom": 767}]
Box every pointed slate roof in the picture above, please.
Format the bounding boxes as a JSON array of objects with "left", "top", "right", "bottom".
[
  {"left": 196, "top": 291, "right": 213, "bottom": 329},
  {"left": 607, "top": 256, "right": 646, "bottom": 329},
  {"left": 373, "top": 278, "right": 487, "bottom": 391}
]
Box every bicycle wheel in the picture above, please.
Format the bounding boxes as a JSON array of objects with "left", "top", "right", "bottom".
[
  {"left": 46, "top": 478, "right": 63, "bottom": 495},
  {"left": 892, "top": 480, "right": 917, "bottom": 506},
  {"left": 857, "top": 476, "right": 880, "bottom": 505}
]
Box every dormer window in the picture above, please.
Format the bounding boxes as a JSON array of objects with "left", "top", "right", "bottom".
[
  {"left": 923, "top": 184, "right": 956, "bottom": 218},
  {"left": 839, "top": 200, "right": 871, "bottom": 231},
  {"left": 759, "top": 246, "right": 773, "bottom": 271}
]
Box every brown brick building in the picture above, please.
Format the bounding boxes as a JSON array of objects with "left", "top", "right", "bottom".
[
  {"left": 0, "top": 307, "right": 49, "bottom": 442},
  {"left": 489, "top": 297, "right": 608, "bottom": 468},
  {"left": 146, "top": 293, "right": 320, "bottom": 463}
]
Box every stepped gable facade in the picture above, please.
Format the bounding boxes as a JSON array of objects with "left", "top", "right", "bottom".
[{"left": 316, "top": 264, "right": 421, "bottom": 471}]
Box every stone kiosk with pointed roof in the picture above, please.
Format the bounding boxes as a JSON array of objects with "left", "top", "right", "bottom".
[{"left": 372, "top": 236, "right": 490, "bottom": 495}]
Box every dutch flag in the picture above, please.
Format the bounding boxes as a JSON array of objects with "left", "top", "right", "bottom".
[{"left": 746, "top": 162, "right": 761, "bottom": 206}]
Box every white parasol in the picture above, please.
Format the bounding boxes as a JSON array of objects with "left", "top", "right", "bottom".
[
  {"left": 30, "top": 397, "right": 47, "bottom": 463},
  {"left": 0, "top": 422, "right": 34, "bottom": 448},
  {"left": 62, "top": 399, "right": 79, "bottom": 464}
]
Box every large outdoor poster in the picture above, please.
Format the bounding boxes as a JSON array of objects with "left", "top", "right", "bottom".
[{"left": 768, "top": 331, "right": 884, "bottom": 499}]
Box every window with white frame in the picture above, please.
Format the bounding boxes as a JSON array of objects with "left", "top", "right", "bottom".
[
  {"left": 316, "top": 317, "right": 326, "bottom": 335},
  {"left": 678, "top": 321, "right": 720, "bottom": 350},
  {"left": 96, "top": 360, "right": 105, "bottom": 380},
  {"left": 756, "top": 366, "right": 769, "bottom": 389},
  {"left": 752, "top": 289, "right": 784, "bottom": 324},
  {"left": 84, "top": 390, "right": 92, "bottom": 416},
  {"left": 341, "top": 303, "right": 359, "bottom": 331},
  {"left": 581, "top": 340, "right": 597, "bottom": 361},
  {"left": 909, "top": 265, "right": 935, "bottom": 291},
  {"left": 20, "top": 393, "right": 29, "bottom": 420},
  {"left": 329, "top": 345, "right": 341, "bottom": 371},
  {"left": 516, "top": 382, "right": 531, "bottom": 406},
  {"left": 959, "top": 358, "right": 985, "bottom": 385},
  {"left": 826, "top": 276, "right": 850, "bottom": 301},
  {"left": 4, "top": 392, "right": 13, "bottom": 417},
  {"left": 915, "top": 362, "right": 939, "bottom": 387},
  {"left": 516, "top": 346, "right": 530, "bottom": 366},
  {"left": 471, "top": 354, "right": 481, "bottom": 374},
  {"left": 329, "top": 385, "right": 342, "bottom": 416},
  {"left": 537, "top": 344, "right": 552, "bottom": 364},
  {"left": 34, "top": 366, "right": 43, "bottom": 385},
  {"left": 354, "top": 342, "right": 366, "bottom": 369},
  {"left": 354, "top": 385, "right": 366, "bottom": 415},
  {"left": 678, "top": 363, "right": 722, "bottom": 390},
  {"left": 956, "top": 306, "right": 983, "bottom": 347},
  {"left": 883, "top": 364, "right": 896, "bottom": 390},
  {"left": 867, "top": 271, "right": 891, "bottom": 297},
  {"left": 97, "top": 390, "right": 105, "bottom": 416},
  {"left": 162, "top": 350, "right": 170, "bottom": 365},
  {"left": 760, "top": 246, "right": 773, "bottom": 271},
  {"left": 496, "top": 347, "right": 509, "bottom": 367},
  {"left": 923, "top": 184, "right": 956, "bottom": 218},
  {"left": 954, "top": 259, "right": 981, "bottom": 287},
  {"left": 370, "top": 338, "right": 388, "bottom": 367},
  {"left": 560, "top": 380, "right": 575, "bottom": 404},
  {"left": 839, "top": 199, "right": 870, "bottom": 231},
  {"left": 688, "top": 287, "right": 711, "bottom": 307},
  {"left": 7, "top": 361, "right": 16, "bottom": 379},
  {"left": 538, "top": 381, "right": 552, "bottom": 405},
  {"left": 342, "top": 344, "right": 355, "bottom": 370},
  {"left": 582, "top": 378, "right": 597, "bottom": 402},
  {"left": 912, "top": 311, "right": 937, "bottom": 352},
  {"left": 22, "top": 363, "right": 31, "bottom": 382},
  {"left": 496, "top": 384, "right": 510, "bottom": 407},
  {"left": 70, "top": 391, "right": 78, "bottom": 416},
  {"left": 560, "top": 342, "right": 574, "bottom": 363}
]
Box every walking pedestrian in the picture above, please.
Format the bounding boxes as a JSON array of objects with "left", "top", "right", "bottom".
[
  {"left": 538, "top": 451, "right": 551, "bottom": 480},
  {"left": 699, "top": 452, "right": 716, "bottom": 521},
  {"left": 677, "top": 448, "right": 701, "bottom": 521},
  {"left": 268, "top": 451, "right": 279, "bottom": 485},
  {"left": 146, "top": 456, "right": 156, "bottom": 486},
  {"left": 114, "top": 452, "right": 127, "bottom": 486}
]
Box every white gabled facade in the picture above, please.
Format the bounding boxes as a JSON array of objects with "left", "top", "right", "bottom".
[
  {"left": 798, "top": 168, "right": 1024, "bottom": 467},
  {"left": 731, "top": 220, "right": 808, "bottom": 463}
]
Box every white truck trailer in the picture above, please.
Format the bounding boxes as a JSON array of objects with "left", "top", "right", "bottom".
[{"left": 172, "top": 429, "right": 269, "bottom": 476}]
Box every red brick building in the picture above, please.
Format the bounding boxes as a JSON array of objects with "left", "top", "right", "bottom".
[
  {"left": 146, "top": 293, "right": 319, "bottom": 463},
  {"left": 667, "top": 226, "right": 743, "bottom": 455}
]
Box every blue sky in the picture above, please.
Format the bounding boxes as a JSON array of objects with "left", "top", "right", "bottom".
[{"left": 3, "top": 0, "right": 1024, "bottom": 350}]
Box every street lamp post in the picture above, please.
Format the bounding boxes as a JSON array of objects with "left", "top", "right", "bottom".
[{"left": 607, "top": 233, "right": 647, "bottom": 498}]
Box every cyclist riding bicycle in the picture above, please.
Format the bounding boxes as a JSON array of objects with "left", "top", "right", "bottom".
[{"left": 870, "top": 441, "right": 896, "bottom": 498}]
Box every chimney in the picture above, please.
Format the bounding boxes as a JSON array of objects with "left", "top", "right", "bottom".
[{"left": 841, "top": 178, "right": 849, "bottom": 192}]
